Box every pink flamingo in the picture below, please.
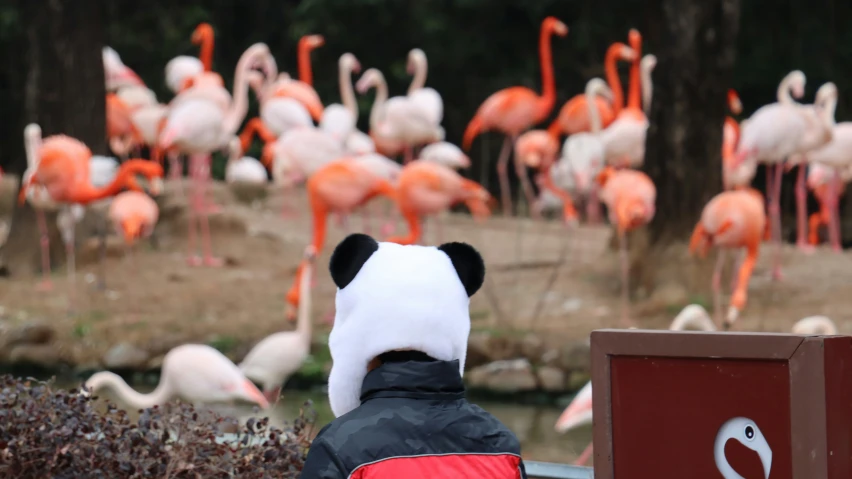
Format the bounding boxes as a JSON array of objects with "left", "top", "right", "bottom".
[
  {"left": 406, "top": 48, "right": 443, "bottom": 133},
  {"left": 732, "top": 75, "right": 836, "bottom": 275},
  {"left": 319, "top": 53, "right": 373, "bottom": 152},
  {"left": 355, "top": 68, "right": 407, "bottom": 159},
  {"left": 84, "top": 344, "right": 269, "bottom": 410},
  {"left": 158, "top": 43, "right": 272, "bottom": 267},
  {"left": 108, "top": 190, "right": 159, "bottom": 257},
  {"left": 807, "top": 163, "right": 850, "bottom": 247},
  {"left": 513, "top": 130, "right": 563, "bottom": 221},
  {"left": 102, "top": 46, "right": 144, "bottom": 92},
  {"left": 418, "top": 142, "right": 471, "bottom": 170},
  {"left": 794, "top": 89, "right": 849, "bottom": 252},
  {"left": 462, "top": 17, "right": 567, "bottom": 216},
  {"left": 597, "top": 167, "right": 656, "bottom": 326}
]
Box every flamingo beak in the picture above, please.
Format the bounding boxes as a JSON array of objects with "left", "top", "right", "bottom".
[{"left": 244, "top": 379, "right": 271, "bottom": 409}]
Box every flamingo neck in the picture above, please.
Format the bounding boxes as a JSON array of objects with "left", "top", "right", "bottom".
[
  {"left": 587, "top": 85, "right": 603, "bottom": 133},
  {"left": 198, "top": 31, "right": 214, "bottom": 72},
  {"left": 298, "top": 39, "right": 316, "bottom": 86},
  {"left": 408, "top": 57, "right": 427, "bottom": 94},
  {"left": 295, "top": 262, "right": 313, "bottom": 341},
  {"left": 776, "top": 75, "right": 798, "bottom": 105},
  {"left": 86, "top": 371, "right": 171, "bottom": 410},
  {"left": 627, "top": 48, "right": 641, "bottom": 111},
  {"left": 367, "top": 75, "right": 389, "bottom": 130},
  {"left": 604, "top": 45, "right": 625, "bottom": 116},
  {"left": 535, "top": 25, "right": 558, "bottom": 119},
  {"left": 641, "top": 62, "right": 654, "bottom": 116},
  {"left": 222, "top": 50, "right": 257, "bottom": 135},
  {"left": 340, "top": 62, "right": 358, "bottom": 119}
]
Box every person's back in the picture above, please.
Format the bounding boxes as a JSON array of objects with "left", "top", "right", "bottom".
[{"left": 301, "top": 234, "right": 526, "bottom": 478}]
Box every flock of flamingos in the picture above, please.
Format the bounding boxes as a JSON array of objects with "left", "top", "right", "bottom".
[{"left": 8, "top": 15, "right": 851, "bottom": 462}]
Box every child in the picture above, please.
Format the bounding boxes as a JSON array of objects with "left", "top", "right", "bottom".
[{"left": 301, "top": 233, "right": 527, "bottom": 478}]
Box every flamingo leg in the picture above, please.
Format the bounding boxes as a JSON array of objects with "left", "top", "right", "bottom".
[
  {"left": 574, "top": 442, "right": 594, "bottom": 467},
  {"left": 727, "top": 247, "right": 758, "bottom": 329},
  {"left": 763, "top": 166, "right": 773, "bottom": 241},
  {"left": 513, "top": 151, "right": 538, "bottom": 219},
  {"left": 186, "top": 155, "right": 202, "bottom": 266},
  {"left": 60, "top": 215, "right": 77, "bottom": 315},
  {"left": 35, "top": 208, "right": 53, "bottom": 291},
  {"left": 729, "top": 249, "right": 744, "bottom": 294},
  {"left": 617, "top": 230, "right": 634, "bottom": 328},
  {"left": 711, "top": 249, "right": 727, "bottom": 329},
  {"left": 97, "top": 215, "right": 108, "bottom": 291},
  {"left": 496, "top": 136, "right": 514, "bottom": 217},
  {"left": 167, "top": 152, "right": 184, "bottom": 199},
  {"left": 769, "top": 164, "right": 784, "bottom": 280},
  {"left": 587, "top": 185, "right": 602, "bottom": 224},
  {"left": 197, "top": 153, "right": 223, "bottom": 267},
  {"left": 827, "top": 168, "right": 843, "bottom": 253},
  {"left": 794, "top": 164, "right": 813, "bottom": 252}
]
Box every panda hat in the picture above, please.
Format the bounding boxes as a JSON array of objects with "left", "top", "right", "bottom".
[{"left": 326, "top": 233, "right": 485, "bottom": 417}]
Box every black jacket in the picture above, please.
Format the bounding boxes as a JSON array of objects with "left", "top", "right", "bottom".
[{"left": 301, "top": 352, "right": 527, "bottom": 478}]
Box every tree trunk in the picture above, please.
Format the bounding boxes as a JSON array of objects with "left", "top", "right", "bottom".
[
  {"left": 634, "top": 0, "right": 742, "bottom": 296},
  {"left": 0, "top": 0, "right": 106, "bottom": 277}
]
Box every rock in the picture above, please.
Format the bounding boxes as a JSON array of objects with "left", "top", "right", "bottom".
[
  {"left": 8, "top": 344, "right": 64, "bottom": 368},
  {"left": 567, "top": 370, "right": 591, "bottom": 391},
  {"left": 466, "top": 359, "right": 537, "bottom": 393},
  {"left": 649, "top": 282, "right": 689, "bottom": 308},
  {"left": 2, "top": 322, "right": 56, "bottom": 347},
  {"left": 520, "top": 334, "right": 545, "bottom": 362},
  {"left": 559, "top": 340, "right": 591, "bottom": 372},
  {"left": 536, "top": 366, "right": 566, "bottom": 392},
  {"left": 103, "top": 342, "right": 150, "bottom": 369}
]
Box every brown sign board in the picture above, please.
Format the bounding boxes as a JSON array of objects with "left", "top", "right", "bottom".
[{"left": 590, "top": 329, "right": 852, "bottom": 479}]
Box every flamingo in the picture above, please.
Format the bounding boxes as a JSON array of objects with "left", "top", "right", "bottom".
[
  {"left": 714, "top": 418, "right": 772, "bottom": 479},
  {"left": 296, "top": 34, "right": 325, "bottom": 86},
  {"left": 240, "top": 245, "right": 316, "bottom": 404},
  {"left": 386, "top": 160, "right": 491, "bottom": 246},
  {"left": 794, "top": 90, "right": 850, "bottom": 253},
  {"left": 284, "top": 159, "right": 397, "bottom": 313},
  {"left": 83, "top": 344, "right": 270, "bottom": 410},
  {"left": 547, "top": 41, "right": 633, "bottom": 138},
  {"left": 158, "top": 43, "right": 272, "bottom": 267},
  {"left": 732, "top": 75, "right": 836, "bottom": 275},
  {"left": 106, "top": 93, "right": 144, "bottom": 158},
  {"left": 258, "top": 35, "right": 325, "bottom": 122},
  {"left": 116, "top": 86, "right": 158, "bottom": 110},
  {"left": 640, "top": 54, "right": 657, "bottom": 116},
  {"left": 18, "top": 125, "right": 163, "bottom": 304},
  {"left": 319, "top": 53, "right": 373, "bottom": 153},
  {"left": 241, "top": 70, "right": 313, "bottom": 150},
  {"left": 418, "top": 142, "right": 471, "bottom": 170},
  {"left": 369, "top": 78, "right": 444, "bottom": 164},
  {"left": 549, "top": 78, "right": 615, "bottom": 224},
  {"left": 599, "top": 31, "right": 650, "bottom": 168},
  {"left": 108, "top": 190, "right": 159, "bottom": 253},
  {"left": 689, "top": 189, "right": 766, "bottom": 329},
  {"left": 597, "top": 167, "right": 656, "bottom": 327},
  {"left": 462, "top": 16, "right": 567, "bottom": 217},
  {"left": 406, "top": 48, "right": 443, "bottom": 128},
  {"left": 225, "top": 136, "right": 268, "bottom": 185},
  {"left": 791, "top": 315, "right": 838, "bottom": 335},
  {"left": 355, "top": 68, "right": 407, "bottom": 158},
  {"left": 513, "top": 130, "right": 562, "bottom": 221},
  {"left": 807, "top": 162, "right": 851, "bottom": 247},
  {"left": 555, "top": 304, "right": 716, "bottom": 466},
  {"left": 102, "top": 46, "right": 144, "bottom": 92}
]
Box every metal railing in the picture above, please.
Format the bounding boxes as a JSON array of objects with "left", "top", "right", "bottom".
[{"left": 526, "top": 461, "right": 593, "bottom": 479}]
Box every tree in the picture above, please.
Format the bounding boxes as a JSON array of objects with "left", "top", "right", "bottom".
[
  {"left": 0, "top": 0, "right": 106, "bottom": 276},
  {"left": 633, "top": 0, "right": 741, "bottom": 294}
]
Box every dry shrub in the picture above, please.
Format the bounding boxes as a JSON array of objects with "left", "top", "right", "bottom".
[{"left": 0, "top": 375, "right": 315, "bottom": 478}]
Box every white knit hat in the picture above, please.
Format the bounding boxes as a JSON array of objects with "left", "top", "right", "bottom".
[{"left": 326, "top": 234, "right": 485, "bottom": 417}]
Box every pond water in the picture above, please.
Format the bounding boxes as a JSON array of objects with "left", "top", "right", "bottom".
[{"left": 87, "top": 384, "right": 592, "bottom": 464}]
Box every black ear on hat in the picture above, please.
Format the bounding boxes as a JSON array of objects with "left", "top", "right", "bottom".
[
  {"left": 438, "top": 242, "right": 485, "bottom": 297},
  {"left": 329, "top": 234, "right": 379, "bottom": 289}
]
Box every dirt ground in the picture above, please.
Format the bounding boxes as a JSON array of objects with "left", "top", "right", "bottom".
[{"left": 2, "top": 178, "right": 852, "bottom": 368}]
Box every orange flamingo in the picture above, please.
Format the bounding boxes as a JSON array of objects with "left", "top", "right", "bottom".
[
  {"left": 18, "top": 124, "right": 163, "bottom": 303},
  {"left": 547, "top": 42, "right": 634, "bottom": 139},
  {"left": 284, "top": 159, "right": 397, "bottom": 315},
  {"left": 297, "top": 34, "right": 324, "bottom": 86},
  {"left": 597, "top": 166, "right": 656, "bottom": 326},
  {"left": 689, "top": 189, "right": 766, "bottom": 329},
  {"left": 106, "top": 93, "right": 144, "bottom": 158},
  {"left": 109, "top": 190, "right": 160, "bottom": 247},
  {"left": 261, "top": 36, "right": 325, "bottom": 121},
  {"left": 462, "top": 16, "right": 567, "bottom": 217},
  {"left": 385, "top": 160, "right": 491, "bottom": 246},
  {"left": 599, "top": 30, "right": 648, "bottom": 168}
]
